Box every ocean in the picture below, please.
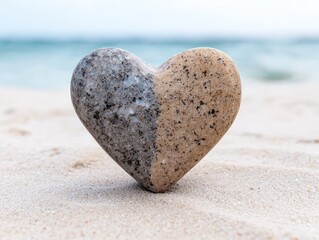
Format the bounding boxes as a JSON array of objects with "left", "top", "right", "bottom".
[{"left": 1, "top": 38, "right": 319, "bottom": 89}]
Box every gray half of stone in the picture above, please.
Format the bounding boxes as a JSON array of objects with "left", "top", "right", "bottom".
[{"left": 71, "top": 48, "right": 159, "bottom": 190}]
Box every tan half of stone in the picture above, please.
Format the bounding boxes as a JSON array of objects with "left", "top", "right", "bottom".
[{"left": 150, "top": 48, "right": 241, "bottom": 192}]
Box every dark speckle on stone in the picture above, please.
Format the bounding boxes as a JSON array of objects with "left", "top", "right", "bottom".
[
  {"left": 208, "top": 109, "right": 216, "bottom": 115},
  {"left": 82, "top": 71, "right": 86, "bottom": 77},
  {"left": 184, "top": 68, "right": 190, "bottom": 78},
  {"left": 105, "top": 103, "right": 114, "bottom": 109},
  {"left": 93, "top": 111, "right": 100, "bottom": 120}
]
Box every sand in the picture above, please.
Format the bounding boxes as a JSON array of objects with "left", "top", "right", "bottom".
[{"left": 0, "top": 83, "right": 318, "bottom": 239}]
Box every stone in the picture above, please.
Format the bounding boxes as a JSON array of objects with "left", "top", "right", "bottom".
[{"left": 71, "top": 47, "right": 241, "bottom": 193}]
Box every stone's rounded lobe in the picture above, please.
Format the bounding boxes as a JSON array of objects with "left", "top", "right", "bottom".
[
  {"left": 71, "top": 48, "right": 159, "bottom": 191},
  {"left": 71, "top": 47, "right": 241, "bottom": 193},
  {"left": 152, "top": 48, "right": 241, "bottom": 192}
]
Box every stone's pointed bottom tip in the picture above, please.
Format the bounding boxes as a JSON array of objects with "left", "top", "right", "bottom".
[{"left": 71, "top": 47, "right": 241, "bottom": 191}]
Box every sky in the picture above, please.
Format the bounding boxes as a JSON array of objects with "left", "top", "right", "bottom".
[{"left": 0, "top": 0, "right": 319, "bottom": 39}]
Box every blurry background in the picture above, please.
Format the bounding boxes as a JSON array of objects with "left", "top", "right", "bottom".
[{"left": 0, "top": 0, "right": 319, "bottom": 89}]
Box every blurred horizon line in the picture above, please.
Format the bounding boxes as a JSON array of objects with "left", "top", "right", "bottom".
[{"left": 1, "top": 36, "right": 319, "bottom": 44}]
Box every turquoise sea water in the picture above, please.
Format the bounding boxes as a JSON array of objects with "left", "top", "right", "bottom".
[{"left": 0, "top": 38, "right": 319, "bottom": 89}]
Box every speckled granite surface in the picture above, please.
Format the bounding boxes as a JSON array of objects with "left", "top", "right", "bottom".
[{"left": 71, "top": 48, "right": 241, "bottom": 192}]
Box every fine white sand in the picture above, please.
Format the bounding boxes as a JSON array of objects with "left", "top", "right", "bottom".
[{"left": 0, "top": 83, "right": 319, "bottom": 239}]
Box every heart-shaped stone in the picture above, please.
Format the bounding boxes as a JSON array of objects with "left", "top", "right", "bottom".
[{"left": 71, "top": 48, "right": 241, "bottom": 192}]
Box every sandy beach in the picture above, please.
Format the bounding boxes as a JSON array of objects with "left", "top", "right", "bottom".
[{"left": 0, "top": 83, "right": 319, "bottom": 239}]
